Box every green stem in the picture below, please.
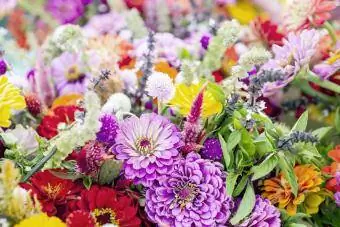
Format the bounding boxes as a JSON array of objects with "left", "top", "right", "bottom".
[
  {"left": 21, "top": 146, "right": 57, "bottom": 182},
  {"left": 292, "top": 79, "right": 337, "bottom": 104},
  {"left": 304, "top": 70, "right": 340, "bottom": 94},
  {"left": 323, "top": 21, "right": 337, "bottom": 46}
]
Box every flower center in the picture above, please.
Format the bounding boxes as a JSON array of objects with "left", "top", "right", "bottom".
[
  {"left": 92, "top": 208, "right": 119, "bottom": 226},
  {"left": 42, "top": 183, "right": 62, "bottom": 200},
  {"left": 66, "top": 65, "right": 83, "bottom": 82},
  {"left": 171, "top": 182, "right": 199, "bottom": 209},
  {"left": 136, "top": 137, "right": 154, "bottom": 155}
]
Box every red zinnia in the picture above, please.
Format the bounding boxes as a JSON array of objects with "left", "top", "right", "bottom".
[
  {"left": 251, "top": 17, "right": 284, "bottom": 47},
  {"left": 66, "top": 210, "right": 96, "bottom": 227},
  {"left": 37, "top": 105, "right": 81, "bottom": 139},
  {"left": 20, "top": 170, "right": 82, "bottom": 217},
  {"left": 77, "top": 185, "right": 141, "bottom": 227}
]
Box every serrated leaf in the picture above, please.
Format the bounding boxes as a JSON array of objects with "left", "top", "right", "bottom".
[
  {"left": 335, "top": 107, "right": 340, "bottom": 133},
  {"left": 278, "top": 152, "right": 298, "bottom": 196},
  {"left": 226, "top": 172, "right": 239, "bottom": 196},
  {"left": 219, "top": 134, "right": 230, "bottom": 168},
  {"left": 230, "top": 182, "right": 256, "bottom": 225},
  {"left": 98, "top": 159, "right": 122, "bottom": 185},
  {"left": 233, "top": 175, "right": 248, "bottom": 197},
  {"left": 312, "top": 126, "right": 333, "bottom": 141},
  {"left": 251, "top": 154, "right": 278, "bottom": 181},
  {"left": 227, "top": 130, "right": 241, "bottom": 152},
  {"left": 291, "top": 111, "right": 308, "bottom": 132}
]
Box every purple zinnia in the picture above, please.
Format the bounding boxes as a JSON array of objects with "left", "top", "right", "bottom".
[
  {"left": 46, "top": 0, "right": 85, "bottom": 24},
  {"left": 334, "top": 192, "right": 340, "bottom": 207},
  {"left": 262, "top": 29, "right": 320, "bottom": 97},
  {"left": 145, "top": 153, "right": 234, "bottom": 226},
  {"left": 50, "top": 52, "right": 88, "bottom": 96},
  {"left": 201, "top": 138, "right": 223, "bottom": 161},
  {"left": 0, "top": 59, "right": 7, "bottom": 75},
  {"left": 96, "top": 114, "right": 119, "bottom": 147},
  {"left": 114, "top": 113, "right": 183, "bottom": 187},
  {"left": 236, "top": 195, "right": 281, "bottom": 227}
]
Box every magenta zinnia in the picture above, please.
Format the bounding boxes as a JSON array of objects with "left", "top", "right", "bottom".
[{"left": 114, "top": 113, "right": 183, "bottom": 186}]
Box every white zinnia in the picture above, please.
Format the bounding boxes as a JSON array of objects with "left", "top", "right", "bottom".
[{"left": 145, "top": 72, "right": 175, "bottom": 102}]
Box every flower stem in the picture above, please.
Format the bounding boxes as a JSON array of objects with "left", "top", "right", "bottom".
[
  {"left": 323, "top": 21, "right": 337, "bottom": 46},
  {"left": 305, "top": 70, "right": 340, "bottom": 94}
]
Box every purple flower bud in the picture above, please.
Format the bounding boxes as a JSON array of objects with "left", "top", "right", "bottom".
[
  {"left": 0, "top": 59, "right": 7, "bottom": 75},
  {"left": 200, "top": 35, "right": 211, "bottom": 50}
]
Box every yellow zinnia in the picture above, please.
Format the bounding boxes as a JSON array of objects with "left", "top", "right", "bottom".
[
  {"left": 0, "top": 76, "right": 26, "bottom": 127},
  {"left": 169, "top": 82, "right": 222, "bottom": 118},
  {"left": 15, "top": 213, "right": 65, "bottom": 227},
  {"left": 262, "top": 165, "right": 323, "bottom": 216},
  {"left": 226, "top": 0, "right": 260, "bottom": 24}
]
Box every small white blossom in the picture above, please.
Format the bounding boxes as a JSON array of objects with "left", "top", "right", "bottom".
[
  {"left": 120, "top": 69, "right": 138, "bottom": 93},
  {"left": 238, "top": 47, "right": 271, "bottom": 71},
  {"left": 145, "top": 72, "right": 175, "bottom": 102},
  {"left": 102, "top": 93, "right": 132, "bottom": 114}
]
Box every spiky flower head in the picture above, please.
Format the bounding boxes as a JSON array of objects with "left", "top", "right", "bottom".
[
  {"left": 145, "top": 71, "right": 175, "bottom": 102},
  {"left": 76, "top": 141, "right": 106, "bottom": 176},
  {"left": 25, "top": 93, "right": 42, "bottom": 116},
  {"left": 200, "top": 138, "right": 223, "bottom": 161},
  {"left": 96, "top": 114, "right": 119, "bottom": 147},
  {"left": 114, "top": 113, "right": 183, "bottom": 186}
]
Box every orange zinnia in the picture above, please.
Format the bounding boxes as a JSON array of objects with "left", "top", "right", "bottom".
[
  {"left": 322, "top": 145, "right": 340, "bottom": 192},
  {"left": 262, "top": 165, "right": 323, "bottom": 216}
]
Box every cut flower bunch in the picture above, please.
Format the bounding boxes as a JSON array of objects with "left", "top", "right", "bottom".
[{"left": 0, "top": 0, "right": 340, "bottom": 226}]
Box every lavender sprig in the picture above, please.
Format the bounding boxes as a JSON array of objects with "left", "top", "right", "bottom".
[
  {"left": 249, "top": 69, "right": 285, "bottom": 99},
  {"left": 277, "top": 131, "right": 318, "bottom": 152},
  {"left": 138, "top": 31, "right": 156, "bottom": 97},
  {"left": 88, "top": 69, "right": 111, "bottom": 90}
]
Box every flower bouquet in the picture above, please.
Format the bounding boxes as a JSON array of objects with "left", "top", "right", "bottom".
[{"left": 0, "top": 0, "right": 339, "bottom": 226}]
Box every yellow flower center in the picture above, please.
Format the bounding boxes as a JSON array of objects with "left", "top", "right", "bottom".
[
  {"left": 92, "top": 208, "right": 119, "bottom": 226},
  {"left": 42, "top": 183, "right": 62, "bottom": 200},
  {"left": 136, "top": 137, "right": 154, "bottom": 155},
  {"left": 66, "top": 65, "right": 82, "bottom": 81}
]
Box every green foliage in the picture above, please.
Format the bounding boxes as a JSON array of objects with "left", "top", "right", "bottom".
[{"left": 230, "top": 182, "right": 256, "bottom": 225}]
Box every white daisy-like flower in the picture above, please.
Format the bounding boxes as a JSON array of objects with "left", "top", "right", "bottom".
[
  {"left": 102, "top": 93, "right": 132, "bottom": 114},
  {"left": 145, "top": 71, "right": 175, "bottom": 102}
]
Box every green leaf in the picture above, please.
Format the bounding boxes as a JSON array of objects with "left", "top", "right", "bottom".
[
  {"left": 226, "top": 172, "right": 239, "bottom": 196},
  {"left": 219, "top": 134, "right": 230, "bottom": 168},
  {"left": 233, "top": 175, "right": 248, "bottom": 197},
  {"left": 98, "top": 159, "right": 122, "bottom": 185},
  {"left": 230, "top": 182, "right": 256, "bottom": 225},
  {"left": 312, "top": 126, "right": 333, "bottom": 141},
  {"left": 227, "top": 130, "right": 241, "bottom": 152},
  {"left": 291, "top": 111, "right": 308, "bottom": 132},
  {"left": 240, "top": 129, "right": 255, "bottom": 157},
  {"left": 278, "top": 152, "right": 298, "bottom": 196},
  {"left": 335, "top": 107, "right": 340, "bottom": 133},
  {"left": 83, "top": 176, "right": 92, "bottom": 189},
  {"left": 251, "top": 154, "right": 278, "bottom": 181}
]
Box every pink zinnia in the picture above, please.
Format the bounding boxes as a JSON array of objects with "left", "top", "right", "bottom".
[{"left": 284, "top": 0, "right": 337, "bottom": 31}]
